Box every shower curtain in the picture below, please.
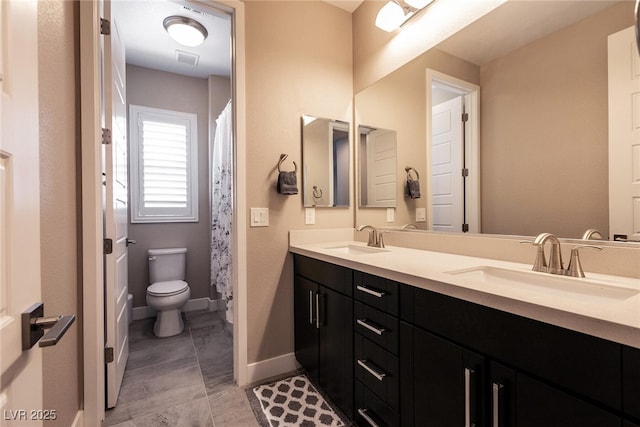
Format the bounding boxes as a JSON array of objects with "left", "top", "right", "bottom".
[{"left": 211, "top": 100, "right": 233, "bottom": 322}]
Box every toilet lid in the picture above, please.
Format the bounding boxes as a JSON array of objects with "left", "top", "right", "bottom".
[{"left": 147, "top": 280, "right": 189, "bottom": 297}]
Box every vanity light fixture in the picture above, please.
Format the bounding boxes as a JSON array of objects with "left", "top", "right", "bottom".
[
  {"left": 163, "top": 16, "right": 208, "bottom": 47},
  {"left": 375, "top": 0, "right": 436, "bottom": 32}
]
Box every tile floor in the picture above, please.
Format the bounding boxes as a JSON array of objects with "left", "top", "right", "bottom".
[{"left": 105, "top": 310, "right": 260, "bottom": 427}]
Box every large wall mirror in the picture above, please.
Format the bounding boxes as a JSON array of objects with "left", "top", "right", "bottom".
[
  {"left": 355, "top": 0, "right": 637, "bottom": 240},
  {"left": 302, "top": 115, "right": 350, "bottom": 207}
]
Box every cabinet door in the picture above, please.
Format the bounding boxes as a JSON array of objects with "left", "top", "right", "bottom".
[
  {"left": 490, "top": 361, "right": 620, "bottom": 427},
  {"left": 319, "top": 285, "right": 354, "bottom": 419},
  {"left": 294, "top": 276, "right": 319, "bottom": 383},
  {"left": 413, "top": 327, "right": 484, "bottom": 427}
]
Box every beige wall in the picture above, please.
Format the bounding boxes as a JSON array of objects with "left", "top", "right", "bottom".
[
  {"left": 480, "top": 2, "right": 634, "bottom": 237},
  {"left": 245, "top": 1, "right": 353, "bottom": 364},
  {"left": 38, "top": 1, "right": 82, "bottom": 425},
  {"left": 126, "top": 65, "right": 230, "bottom": 307}
]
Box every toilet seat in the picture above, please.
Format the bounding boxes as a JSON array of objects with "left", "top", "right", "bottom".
[{"left": 147, "top": 280, "right": 189, "bottom": 297}]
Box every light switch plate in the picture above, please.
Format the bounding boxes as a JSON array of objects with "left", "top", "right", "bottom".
[
  {"left": 305, "top": 207, "right": 316, "bottom": 225},
  {"left": 386, "top": 208, "right": 395, "bottom": 223},
  {"left": 416, "top": 207, "right": 426, "bottom": 222},
  {"left": 250, "top": 208, "right": 269, "bottom": 227}
]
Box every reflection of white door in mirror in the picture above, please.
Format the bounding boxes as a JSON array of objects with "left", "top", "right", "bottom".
[
  {"left": 427, "top": 70, "right": 480, "bottom": 233},
  {"left": 359, "top": 126, "right": 397, "bottom": 208},
  {"left": 608, "top": 25, "right": 640, "bottom": 242}
]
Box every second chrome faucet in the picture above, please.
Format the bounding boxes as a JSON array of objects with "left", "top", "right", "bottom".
[
  {"left": 524, "top": 232, "right": 603, "bottom": 278},
  {"left": 357, "top": 225, "right": 387, "bottom": 248}
]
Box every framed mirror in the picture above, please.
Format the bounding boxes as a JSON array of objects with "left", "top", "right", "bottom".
[
  {"left": 301, "top": 115, "right": 350, "bottom": 207},
  {"left": 358, "top": 125, "right": 397, "bottom": 208},
  {"left": 354, "top": 1, "right": 636, "bottom": 240}
]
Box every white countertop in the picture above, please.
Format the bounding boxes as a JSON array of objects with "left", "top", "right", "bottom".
[{"left": 289, "top": 234, "right": 640, "bottom": 349}]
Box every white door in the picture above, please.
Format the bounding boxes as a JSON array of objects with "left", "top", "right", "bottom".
[
  {"left": 104, "top": 11, "right": 130, "bottom": 408},
  {"left": 431, "top": 96, "right": 464, "bottom": 232},
  {"left": 608, "top": 25, "right": 640, "bottom": 241},
  {"left": 366, "top": 129, "right": 397, "bottom": 206},
  {"left": 0, "top": 0, "right": 44, "bottom": 423}
]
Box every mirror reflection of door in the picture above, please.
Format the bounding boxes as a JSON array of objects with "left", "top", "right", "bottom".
[
  {"left": 427, "top": 70, "right": 480, "bottom": 233},
  {"left": 359, "top": 126, "right": 397, "bottom": 208}
]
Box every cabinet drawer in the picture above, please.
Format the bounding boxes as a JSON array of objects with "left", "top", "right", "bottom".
[
  {"left": 354, "top": 302, "right": 399, "bottom": 355},
  {"left": 354, "top": 271, "right": 398, "bottom": 315},
  {"left": 355, "top": 334, "right": 399, "bottom": 412},
  {"left": 355, "top": 380, "right": 400, "bottom": 427},
  {"left": 294, "top": 255, "right": 352, "bottom": 296}
]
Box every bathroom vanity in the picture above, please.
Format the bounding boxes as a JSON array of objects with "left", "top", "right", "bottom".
[{"left": 290, "top": 234, "right": 640, "bottom": 427}]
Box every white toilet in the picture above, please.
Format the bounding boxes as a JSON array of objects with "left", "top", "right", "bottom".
[{"left": 146, "top": 247, "right": 191, "bottom": 337}]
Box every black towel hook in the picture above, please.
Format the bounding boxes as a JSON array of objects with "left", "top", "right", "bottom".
[{"left": 278, "top": 154, "right": 297, "bottom": 173}]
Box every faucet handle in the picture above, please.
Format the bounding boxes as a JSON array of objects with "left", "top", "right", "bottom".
[
  {"left": 520, "top": 240, "right": 547, "bottom": 272},
  {"left": 566, "top": 245, "right": 603, "bottom": 278},
  {"left": 377, "top": 230, "right": 389, "bottom": 248}
]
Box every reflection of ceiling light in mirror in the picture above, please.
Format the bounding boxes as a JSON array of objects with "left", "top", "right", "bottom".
[
  {"left": 163, "top": 16, "right": 208, "bottom": 47},
  {"left": 302, "top": 115, "right": 317, "bottom": 126},
  {"left": 375, "top": 0, "right": 436, "bottom": 32},
  {"left": 375, "top": 1, "right": 406, "bottom": 32}
]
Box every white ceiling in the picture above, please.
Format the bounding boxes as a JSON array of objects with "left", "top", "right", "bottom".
[{"left": 112, "top": 0, "right": 232, "bottom": 79}]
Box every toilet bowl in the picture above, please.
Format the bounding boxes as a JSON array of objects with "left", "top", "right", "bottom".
[{"left": 147, "top": 248, "right": 191, "bottom": 337}]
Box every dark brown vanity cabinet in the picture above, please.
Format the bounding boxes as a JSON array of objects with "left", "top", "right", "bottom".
[{"left": 293, "top": 255, "right": 354, "bottom": 419}]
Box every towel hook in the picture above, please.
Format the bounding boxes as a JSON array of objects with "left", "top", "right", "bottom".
[
  {"left": 278, "top": 153, "right": 297, "bottom": 173},
  {"left": 312, "top": 186, "right": 323, "bottom": 199},
  {"left": 405, "top": 166, "right": 419, "bottom": 180}
]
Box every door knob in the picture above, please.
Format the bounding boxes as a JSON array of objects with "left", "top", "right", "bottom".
[
  {"left": 126, "top": 238, "right": 136, "bottom": 246},
  {"left": 22, "top": 303, "right": 76, "bottom": 350}
]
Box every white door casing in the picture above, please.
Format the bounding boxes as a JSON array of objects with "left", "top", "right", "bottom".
[
  {"left": 0, "top": 0, "right": 44, "bottom": 423},
  {"left": 104, "top": 11, "right": 130, "bottom": 409},
  {"left": 608, "top": 25, "right": 640, "bottom": 241},
  {"left": 431, "top": 96, "right": 464, "bottom": 232}
]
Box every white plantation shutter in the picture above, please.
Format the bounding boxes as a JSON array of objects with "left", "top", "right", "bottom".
[{"left": 130, "top": 105, "right": 199, "bottom": 222}]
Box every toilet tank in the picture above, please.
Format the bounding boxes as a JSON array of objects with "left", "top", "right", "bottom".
[{"left": 148, "top": 247, "right": 187, "bottom": 283}]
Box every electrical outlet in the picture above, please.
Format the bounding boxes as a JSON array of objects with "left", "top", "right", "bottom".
[
  {"left": 386, "top": 208, "right": 395, "bottom": 223},
  {"left": 305, "top": 207, "right": 316, "bottom": 225},
  {"left": 416, "top": 208, "right": 426, "bottom": 222},
  {"left": 250, "top": 208, "right": 269, "bottom": 227}
]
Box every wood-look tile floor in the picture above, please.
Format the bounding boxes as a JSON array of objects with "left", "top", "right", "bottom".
[{"left": 105, "top": 310, "right": 259, "bottom": 427}]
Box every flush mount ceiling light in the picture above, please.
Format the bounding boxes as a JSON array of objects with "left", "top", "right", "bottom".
[
  {"left": 163, "top": 16, "right": 208, "bottom": 47},
  {"left": 375, "top": 0, "right": 436, "bottom": 32}
]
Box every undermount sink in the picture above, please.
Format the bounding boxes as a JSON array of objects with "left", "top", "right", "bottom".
[
  {"left": 324, "top": 244, "right": 390, "bottom": 255},
  {"left": 446, "top": 266, "right": 639, "bottom": 301}
]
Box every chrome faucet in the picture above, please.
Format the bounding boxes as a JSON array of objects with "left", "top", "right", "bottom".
[
  {"left": 523, "top": 232, "right": 602, "bottom": 277},
  {"left": 356, "top": 225, "right": 386, "bottom": 248},
  {"left": 582, "top": 228, "right": 604, "bottom": 240}
]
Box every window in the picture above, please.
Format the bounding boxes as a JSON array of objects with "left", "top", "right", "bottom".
[{"left": 129, "top": 105, "right": 198, "bottom": 223}]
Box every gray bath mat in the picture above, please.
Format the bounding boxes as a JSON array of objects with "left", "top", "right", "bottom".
[{"left": 247, "top": 374, "right": 348, "bottom": 427}]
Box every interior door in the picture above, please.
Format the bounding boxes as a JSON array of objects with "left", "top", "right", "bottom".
[
  {"left": 608, "top": 25, "right": 640, "bottom": 241},
  {"left": 104, "top": 7, "right": 130, "bottom": 408},
  {"left": 366, "top": 129, "right": 397, "bottom": 206},
  {"left": 0, "top": 0, "right": 45, "bottom": 422},
  {"left": 431, "top": 96, "right": 464, "bottom": 232}
]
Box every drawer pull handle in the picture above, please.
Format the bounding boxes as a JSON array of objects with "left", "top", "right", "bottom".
[
  {"left": 356, "top": 319, "right": 386, "bottom": 336},
  {"left": 356, "top": 285, "right": 385, "bottom": 298},
  {"left": 357, "top": 359, "right": 387, "bottom": 381},
  {"left": 465, "top": 368, "right": 476, "bottom": 427},
  {"left": 357, "top": 408, "right": 380, "bottom": 427},
  {"left": 309, "top": 290, "right": 314, "bottom": 325},
  {"left": 492, "top": 382, "right": 504, "bottom": 427}
]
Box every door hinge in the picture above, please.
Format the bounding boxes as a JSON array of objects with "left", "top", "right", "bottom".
[
  {"left": 105, "top": 346, "right": 114, "bottom": 364},
  {"left": 462, "top": 223, "right": 469, "bottom": 233},
  {"left": 100, "top": 18, "right": 111, "bottom": 35},
  {"left": 101, "top": 128, "right": 112, "bottom": 145},
  {"left": 462, "top": 112, "right": 469, "bottom": 122},
  {"left": 462, "top": 168, "right": 469, "bottom": 177},
  {"left": 104, "top": 238, "right": 113, "bottom": 255}
]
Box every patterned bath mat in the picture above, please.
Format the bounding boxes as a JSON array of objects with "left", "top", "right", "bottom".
[{"left": 247, "top": 374, "right": 348, "bottom": 427}]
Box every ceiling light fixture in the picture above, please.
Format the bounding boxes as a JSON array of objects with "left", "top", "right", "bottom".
[
  {"left": 163, "top": 16, "right": 208, "bottom": 47},
  {"left": 375, "top": 0, "right": 436, "bottom": 32}
]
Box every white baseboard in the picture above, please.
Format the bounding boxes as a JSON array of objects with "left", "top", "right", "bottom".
[
  {"left": 246, "top": 352, "right": 300, "bottom": 385},
  {"left": 132, "top": 297, "right": 224, "bottom": 321}
]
